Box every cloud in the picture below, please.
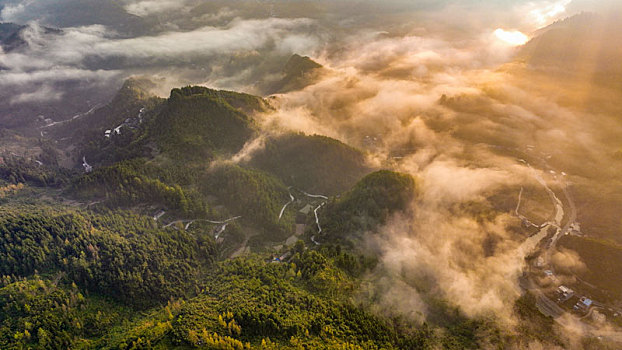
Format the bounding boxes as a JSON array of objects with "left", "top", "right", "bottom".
[
  {"left": 0, "top": 0, "right": 598, "bottom": 117},
  {"left": 91, "top": 18, "right": 318, "bottom": 61},
  {"left": 521, "top": 0, "right": 573, "bottom": 26},
  {"left": 551, "top": 248, "right": 587, "bottom": 275},
  {"left": 123, "top": 0, "right": 192, "bottom": 17},
  {"left": 0, "top": 68, "right": 120, "bottom": 88},
  {"left": 2, "top": 18, "right": 318, "bottom": 67},
  {"left": 0, "top": 0, "right": 31, "bottom": 22},
  {"left": 0, "top": 17, "right": 320, "bottom": 105},
  {"left": 9, "top": 84, "right": 63, "bottom": 104},
  {"left": 494, "top": 28, "right": 529, "bottom": 46}
]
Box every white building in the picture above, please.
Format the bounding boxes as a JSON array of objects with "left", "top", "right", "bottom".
[{"left": 557, "top": 285, "right": 574, "bottom": 301}]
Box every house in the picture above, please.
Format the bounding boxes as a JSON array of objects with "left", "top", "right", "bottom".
[
  {"left": 153, "top": 210, "right": 166, "bottom": 221},
  {"left": 574, "top": 297, "right": 592, "bottom": 311},
  {"left": 557, "top": 285, "right": 574, "bottom": 301}
]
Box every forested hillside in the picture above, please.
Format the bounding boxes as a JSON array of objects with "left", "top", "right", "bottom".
[
  {"left": 150, "top": 87, "right": 262, "bottom": 161},
  {"left": 202, "top": 164, "right": 293, "bottom": 241},
  {"left": 320, "top": 170, "right": 417, "bottom": 244},
  {"left": 247, "top": 133, "right": 370, "bottom": 195}
]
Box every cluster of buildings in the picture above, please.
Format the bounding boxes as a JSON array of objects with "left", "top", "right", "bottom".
[
  {"left": 104, "top": 108, "right": 145, "bottom": 139},
  {"left": 556, "top": 285, "right": 603, "bottom": 319}
]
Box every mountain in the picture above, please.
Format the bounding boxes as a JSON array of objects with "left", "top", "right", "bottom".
[
  {"left": 320, "top": 170, "right": 417, "bottom": 244},
  {"left": 267, "top": 54, "right": 324, "bottom": 94},
  {"left": 150, "top": 86, "right": 266, "bottom": 161},
  {"left": 0, "top": 22, "right": 25, "bottom": 52},
  {"left": 55, "top": 77, "right": 159, "bottom": 138},
  {"left": 518, "top": 12, "right": 622, "bottom": 77},
  {"left": 246, "top": 132, "right": 370, "bottom": 195},
  {"left": 1, "top": 75, "right": 614, "bottom": 348},
  {"left": 0, "top": 22, "right": 62, "bottom": 54}
]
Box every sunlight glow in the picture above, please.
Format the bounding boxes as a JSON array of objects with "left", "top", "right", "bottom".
[
  {"left": 494, "top": 28, "right": 529, "bottom": 46},
  {"left": 527, "top": 0, "right": 572, "bottom": 26}
]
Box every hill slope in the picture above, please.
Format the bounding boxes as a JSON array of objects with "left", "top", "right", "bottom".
[
  {"left": 320, "top": 170, "right": 417, "bottom": 244},
  {"left": 518, "top": 12, "right": 622, "bottom": 77},
  {"left": 267, "top": 54, "right": 324, "bottom": 94},
  {"left": 150, "top": 86, "right": 266, "bottom": 161},
  {"left": 247, "top": 133, "right": 370, "bottom": 195}
]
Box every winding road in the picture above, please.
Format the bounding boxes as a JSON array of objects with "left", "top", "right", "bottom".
[
  {"left": 298, "top": 189, "right": 328, "bottom": 200},
  {"left": 41, "top": 104, "right": 102, "bottom": 129},
  {"left": 310, "top": 202, "right": 326, "bottom": 245},
  {"left": 163, "top": 216, "right": 241, "bottom": 242},
  {"left": 278, "top": 188, "right": 295, "bottom": 221},
  {"left": 82, "top": 156, "right": 93, "bottom": 173}
]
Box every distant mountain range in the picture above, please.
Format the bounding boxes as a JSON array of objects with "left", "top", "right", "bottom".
[
  {"left": 0, "top": 22, "right": 61, "bottom": 53},
  {"left": 519, "top": 12, "right": 622, "bottom": 76}
]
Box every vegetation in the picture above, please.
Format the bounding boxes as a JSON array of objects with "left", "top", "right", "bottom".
[
  {"left": 0, "top": 275, "right": 146, "bottom": 349},
  {"left": 169, "top": 254, "right": 434, "bottom": 350},
  {"left": 0, "top": 79, "right": 599, "bottom": 349},
  {"left": 558, "top": 235, "right": 622, "bottom": 299},
  {"left": 321, "top": 170, "right": 417, "bottom": 242},
  {"left": 512, "top": 292, "right": 562, "bottom": 347},
  {"left": 70, "top": 158, "right": 208, "bottom": 216},
  {"left": 151, "top": 86, "right": 259, "bottom": 161},
  {"left": 0, "top": 206, "right": 215, "bottom": 308},
  {"left": 203, "top": 164, "right": 293, "bottom": 241},
  {"left": 0, "top": 156, "right": 73, "bottom": 188},
  {"left": 0, "top": 219, "right": 515, "bottom": 350},
  {"left": 247, "top": 133, "right": 370, "bottom": 195}
]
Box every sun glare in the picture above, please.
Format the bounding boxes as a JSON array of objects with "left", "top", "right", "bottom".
[{"left": 494, "top": 28, "right": 529, "bottom": 46}]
